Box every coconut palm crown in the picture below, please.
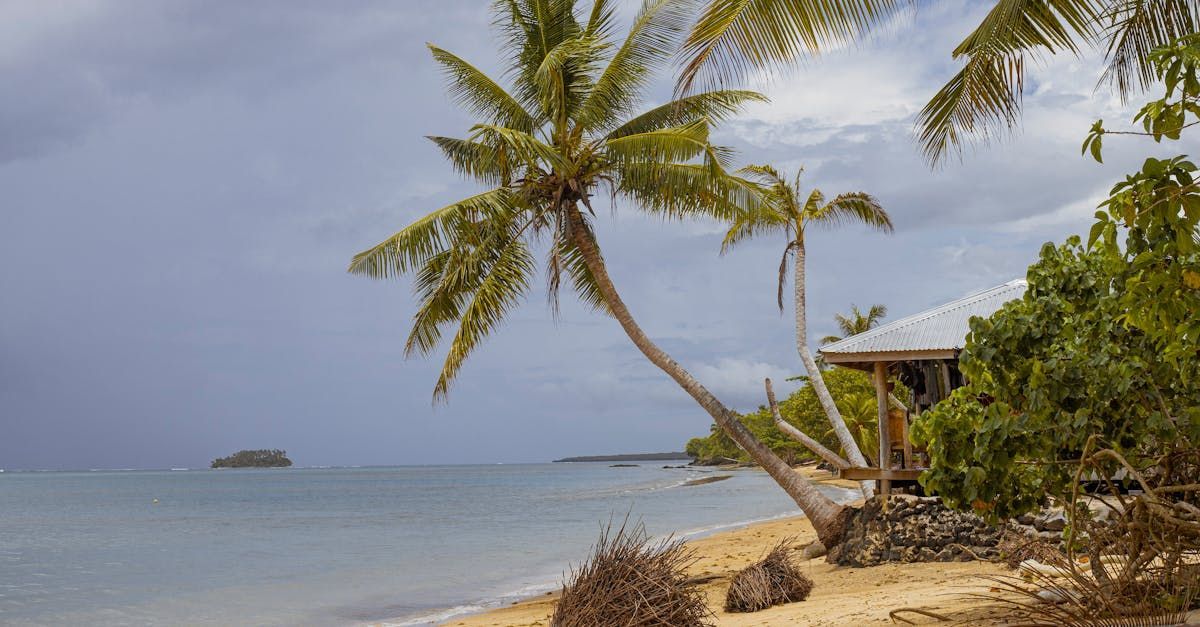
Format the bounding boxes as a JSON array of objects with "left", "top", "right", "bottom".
[
  {"left": 820, "top": 303, "right": 887, "bottom": 345},
  {"left": 721, "top": 164, "right": 893, "bottom": 311},
  {"left": 348, "top": 0, "right": 764, "bottom": 400}
]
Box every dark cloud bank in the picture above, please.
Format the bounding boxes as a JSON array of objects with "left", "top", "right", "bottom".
[{"left": 0, "top": 1, "right": 1157, "bottom": 469}]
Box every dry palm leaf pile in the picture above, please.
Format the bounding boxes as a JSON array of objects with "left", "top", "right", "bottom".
[
  {"left": 723, "top": 538, "right": 813, "bottom": 613},
  {"left": 551, "top": 520, "right": 712, "bottom": 627}
]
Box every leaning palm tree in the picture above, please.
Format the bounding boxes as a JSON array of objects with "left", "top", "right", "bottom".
[
  {"left": 721, "top": 164, "right": 892, "bottom": 498},
  {"left": 819, "top": 303, "right": 887, "bottom": 346},
  {"left": 349, "top": 0, "right": 852, "bottom": 546},
  {"left": 676, "top": 0, "right": 1198, "bottom": 164}
]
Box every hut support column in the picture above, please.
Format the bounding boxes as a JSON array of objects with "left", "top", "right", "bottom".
[{"left": 873, "top": 361, "right": 890, "bottom": 500}]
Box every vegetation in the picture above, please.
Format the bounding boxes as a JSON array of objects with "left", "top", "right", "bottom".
[
  {"left": 349, "top": 0, "right": 854, "bottom": 546},
  {"left": 676, "top": 0, "right": 1200, "bottom": 164},
  {"left": 819, "top": 304, "right": 887, "bottom": 346},
  {"left": 686, "top": 367, "right": 889, "bottom": 466},
  {"left": 552, "top": 520, "right": 712, "bottom": 627},
  {"left": 720, "top": 164, "right": 892, "bottom": 496},
  {"left": 911, "top": 37, "right": 1200, "bottom": 521},
  {"left": 210, "top": 449, "right": 292, "bottom": 468}
]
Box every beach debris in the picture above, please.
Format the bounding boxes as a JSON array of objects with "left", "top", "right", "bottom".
[
  {"left": 551, "top": 519, "right": 712, "bottom": 627},
  {"left": 723, "top": 539, "right": 813, "bottom": 613},
  {"left": 888, "top": 607, "right": 951, "bottom": 624}
]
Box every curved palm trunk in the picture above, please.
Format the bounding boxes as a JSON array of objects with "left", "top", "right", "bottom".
[
  {"left": 568, "top": 210, "right": 850, "bottom": 546},
  {"left": 794, "top": 241, "right": 876, "bottom": 499}
]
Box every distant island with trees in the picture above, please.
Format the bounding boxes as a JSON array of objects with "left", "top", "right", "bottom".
[
  {"left": 552, "top": 452, "right": 691, "bottom": 463},
  {"left": 211, "top": 449, "right": 292, "bottom": 468}
]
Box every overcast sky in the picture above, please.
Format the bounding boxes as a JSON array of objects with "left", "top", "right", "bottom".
[{"left": 0, "top": 0, "right": 1176, "bottom": 469}]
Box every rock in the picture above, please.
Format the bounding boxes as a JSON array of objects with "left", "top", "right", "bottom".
[
  {"left": 801, "top": 541, "right": 827, "bottom": 560},
  {"left": 1037, "top": 511, "right": 1067, "bottom": 532},
  {"left": 826, "top": 495, "right": 1005, "bottom": 567}
]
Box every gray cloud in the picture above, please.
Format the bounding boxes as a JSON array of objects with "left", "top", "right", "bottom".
[{"left": 0, "top": 0, "right": 1161, "bottom": 469}]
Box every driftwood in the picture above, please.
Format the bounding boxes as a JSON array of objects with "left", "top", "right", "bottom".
[{"left": 765, "top": 378, "right": 850, "bottom": 470}]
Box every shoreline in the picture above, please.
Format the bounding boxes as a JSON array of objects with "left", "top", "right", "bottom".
[
  {"left": 432, "top": 466, "right": 1010, "bottom": 627},
  {"left": 379, "top": 465, "right": 861, "bottom": 627}
]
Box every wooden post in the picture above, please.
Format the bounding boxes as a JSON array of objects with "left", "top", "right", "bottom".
[{"left": 873, "top": 361, "right": 890, "bottom": 501}]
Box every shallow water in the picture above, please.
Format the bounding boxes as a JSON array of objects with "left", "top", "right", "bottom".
[{"left": 0, "top": 464, "right": 855, "bottom": 626}]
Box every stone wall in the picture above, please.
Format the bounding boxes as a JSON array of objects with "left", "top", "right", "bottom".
[{"left": 827, "top": 495, "right": 1007, "bottom": 567}]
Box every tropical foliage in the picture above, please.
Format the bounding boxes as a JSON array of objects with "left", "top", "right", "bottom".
[
  {"left": 211, "top": 449, "right": 292, "bottom": 468},
  {"left": 676, "top": 0, "right": 1200, "bottom": 164},
  {"left": 819, "top": 303, "right": 887, "bottom": 345},
  {"left": 911, "top": 38, "right": 1200, "bottom": 520},
  {"left": 686, "top": 368, "right": 890, "bottom": 465}
]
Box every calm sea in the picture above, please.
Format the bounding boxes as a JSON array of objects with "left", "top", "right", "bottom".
[{"left": 0, "top": 464, "right": 855, "bottom": 626}]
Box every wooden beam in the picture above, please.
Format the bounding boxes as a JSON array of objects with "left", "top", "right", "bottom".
[
  {"left": 873, "top": 361, "right": 891, "bottom": 500},
  {"left": 839, "top": 467, "right": 923, "bottom": 482}
]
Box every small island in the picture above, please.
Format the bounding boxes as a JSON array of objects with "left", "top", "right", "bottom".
[{"left": 210, "top": 449, "right": 292, "bottom": 468}]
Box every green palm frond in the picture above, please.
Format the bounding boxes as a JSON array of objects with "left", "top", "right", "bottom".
[
  {"left": 604, "top": 118, "right": 712, "bottom": 163},
  {"left": 916, "top": 0, "right": 1101, "bottom": 165},
  {"left": 429, "top": 44, "right": 539, "bottom": 132},
  {"left": 579, "top": 0, "right": 695, "bottom": 131},
  {"left": 606, "top": 90, "right": 767, "bottom": 139},
  {"left": 547, "top": 216, "right": 612, "bottom": 315},
  {"left": 470, "top": 124, "right": 567, "bottom": 171},
  {"left": 617, "top": 161, "right": 761, "bottom": 220},
  {"left": 432, "top": 231, "right": 537, "bottom": 400},
  {"left": 809, "top": 192, "right": 893, "bottom": 232},
  {"left": 1100, "top": 0, "right": 1200, "bottom": 96},
  {"left": 348, "top": 188, "right": 519, "bottom": 279},
  {"left": 427, "top": 136, "right": 513, "bottom": 186},
  {"left": 676, "top": 0, "right": 903, "bottom": 94}
]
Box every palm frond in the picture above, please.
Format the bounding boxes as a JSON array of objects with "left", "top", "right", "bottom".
[
  {"left": 432, "top": 232, "right": 537, "bottom": 401},
  {"left": 348, "top": 188, "right": 519, "bottom": 279},
  {"left": 429, "top": 44, "right": 539, "bottom": 132},
  {"left": 809, "top": 191, "right": 893, "bottom": 232},
  {"left": 427, "top": 136, "right": 514, "bottom": 186},
  {"left": 606, "top": 90, "right": 767, "bottom": 139},
  {"left": 534, "top": 34, "right": 605, "bottom": 125},
  {"left": 604, "top": 119, "right": 712, "bottom": 163},
  {"left": 1099, "top": 0, "right": 1200, "bottom": 97},
  {"left": 470, "top": 124, "right": 567, "bottom": 172},
  {"left": 548, "top": 217, "right": 613, "bottom": 315},
  {"left": 617, "top": 160, "right": 762, "bottom": 221},
  {"left": 579, "top": 0, "right": 696, "bottom": 131},
  {"left": 916, "top": 0, "right": 1101, "bottom": 165},
  {"left": 676, "top": 0, "right": 903, "bottom": 95}
]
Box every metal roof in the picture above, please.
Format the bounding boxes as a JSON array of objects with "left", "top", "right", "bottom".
[{"left": 819, "top": 279, "right": 1027, "bottom": 365}]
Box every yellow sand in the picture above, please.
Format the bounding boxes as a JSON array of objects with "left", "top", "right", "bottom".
[{"left": 445, "top": 468, "right": 1011, "bottom": 627}]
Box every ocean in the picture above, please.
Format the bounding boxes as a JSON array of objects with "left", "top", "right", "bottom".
[{"left": 0, "top": 464, "right": 856, "bottom": 626}]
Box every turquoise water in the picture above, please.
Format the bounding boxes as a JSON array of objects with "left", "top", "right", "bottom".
[{"left": 0, "top": 465, "right": 855, "bottom": 626}]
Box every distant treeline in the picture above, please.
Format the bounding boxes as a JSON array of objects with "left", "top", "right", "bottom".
[
  {"left": 553, "top": 452, "right": 692, "bottom": 463},
  {"left": 211, "top": 449, "right": 293, "bottom": 468}
]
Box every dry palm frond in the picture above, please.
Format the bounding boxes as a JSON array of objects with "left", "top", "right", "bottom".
[
  {"left": 551, "top": 519, "right": 713, "bottom": 627},
  {"left": 724, "top": 538, "right": 813, "bottom": 613}
]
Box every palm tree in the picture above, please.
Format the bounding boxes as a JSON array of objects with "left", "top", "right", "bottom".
[
  {"left": 349, "top": 0, "right": 851, "bottom": 545},
  {"left": 676, "top": 0, "right": 1198, "bottom": 164},
  {"left": 819, "top": 303, "right": 887, "bottom": 346},
  {"left": 721, "top": 164, "right": 892, "bottom": 498}
]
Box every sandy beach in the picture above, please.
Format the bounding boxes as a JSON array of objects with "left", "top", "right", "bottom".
[{"left": 446, "top": 468, "right": 1011, "bottom": 627}]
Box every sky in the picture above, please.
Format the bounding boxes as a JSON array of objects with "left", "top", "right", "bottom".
[{"left": 0, "top": 0, "right": 1181, "bottom": 469}]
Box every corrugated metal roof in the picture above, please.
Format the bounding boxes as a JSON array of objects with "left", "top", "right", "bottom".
[{"left": 819, "top": 279, "right": 1027, "bottom": 357}]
